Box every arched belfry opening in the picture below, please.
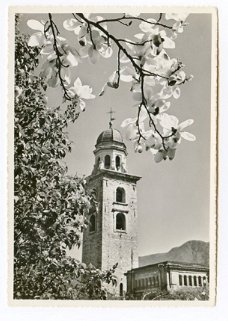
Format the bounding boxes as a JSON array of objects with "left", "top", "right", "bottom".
[
  {"left": 104, "top": 155, "right": 111, "bottom": 169},
  {"left": 115, "top": 155, "right": 121, "bottom": 170},
  {"left": 116, "top": 187, "right": 126, "bottom": 203},
  {"left": 116, "top": 213, "right": 126, "bottom": 231}
]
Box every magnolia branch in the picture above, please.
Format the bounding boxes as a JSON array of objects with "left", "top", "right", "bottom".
[
  {"left": 140, "top": 73, "right": 169, "bottom": 151},
  {"left": 96, "top": 13, "right": 173, "bottom": 30},
  {"left": 47, "top": 14, "right": 72, "bottom": 101}
]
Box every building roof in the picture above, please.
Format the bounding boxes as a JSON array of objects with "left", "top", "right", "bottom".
[
  {"left": 96, "top": 128, "right": 124, "bottom": 146},
  {"left": 125, "top": 260, "right": 209, "bottom": 275}
]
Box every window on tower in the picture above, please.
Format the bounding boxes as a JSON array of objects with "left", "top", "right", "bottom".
[
  {"left": 115, "top": 155, "right": 121, "bottom": 170},
  {"left": 104, "top": 155, "right": 111, "bottom": 169},
  {"left": 89, "top": 214, "right": 96, "bottom": 232},
  {"left": 116, "top": 187, "right": 126, "bottom": 203},
  {"left": 116, "top": 213, "right": 126, "bottom": 231}
]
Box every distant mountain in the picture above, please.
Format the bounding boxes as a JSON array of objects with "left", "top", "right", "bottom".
[{"left": 139, "top": 240, "right": 209, "bottom": 267}]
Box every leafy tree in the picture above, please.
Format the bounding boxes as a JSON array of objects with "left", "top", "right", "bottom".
[
  {"left": 14, "top": 15, "right": 116, "bottom": 299},
  {"left": 140, "top": 287, "right": 209, "bottom": 301}
]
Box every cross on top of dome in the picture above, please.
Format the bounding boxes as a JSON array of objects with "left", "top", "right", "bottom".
[{"left": 107, "top": 107, "right": 115, "bottom": 129}]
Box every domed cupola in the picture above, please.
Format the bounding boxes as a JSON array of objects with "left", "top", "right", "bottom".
[
  {"left": 92, "top": 127, "right": 127, "bottom": 175},
  {"left": 96, "top": 128, "right": 126, "bottom": 149}
]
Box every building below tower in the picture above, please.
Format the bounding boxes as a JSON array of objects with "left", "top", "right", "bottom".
[{"left": 125, "top": 261, "right": 209, "bottom": 300}]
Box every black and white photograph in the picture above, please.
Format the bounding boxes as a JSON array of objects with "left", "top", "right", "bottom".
[{"left": 9, "top": 7, "right": 217, "bottom": 306}]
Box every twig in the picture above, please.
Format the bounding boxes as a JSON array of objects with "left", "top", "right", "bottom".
[
  {"left": 96, "top": 14, "right": 173, "bottom": 30},
  {"left": 48, "top": 14, "right": 71, "bottom": 101}
]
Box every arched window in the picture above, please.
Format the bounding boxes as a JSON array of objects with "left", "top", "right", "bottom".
[
  {"left": 184, "top": 275, "right": 187, "bottom": 286},
  {"left": 188, "top": 275, "right": 192, "bottom": 286},
  {"left": 194, "top": 275, "right": 197, "bottom": 286},
  {"left": 203, "top": 276, "right": 207, "bottom": 286},
  {"left": 198, "top": 276, "right": 202, "bottom": 286},
  {"left": 115, "top": 156, "right": 121, "bottom": 170},
  {"left": 116, "top": 213, "right": 126, "bottom": 231},
  {"left": 119, "top": 283, "right": 123, "bottom": 297},
  {"left": 104, "top": 155, "right": 110, "bottom": 169},
  {"left": 116, "top": 187, "right": 126, "bottom": 203},
  {"left": 89, "top": 215, "right": 96, "bottom": 232},
  {"left": 179, "top": 275, "right": 183, "bottom": 286}
]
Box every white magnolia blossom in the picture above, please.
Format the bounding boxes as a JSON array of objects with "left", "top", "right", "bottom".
[
  {"left": 27, "top": 19, "right": 48, "bottom": 47},
  {"left": 165, "top": 13, "right": 189, "bottom": 34},
  {"left": 68, "top": 77, "right": 95, "bottom": 111},
  {"left": 159, "top": 113, "right": 196, "bottom": 142}
]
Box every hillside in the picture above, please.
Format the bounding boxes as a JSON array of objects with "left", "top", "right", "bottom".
[{"left": 139, "top": 240, "right": 209, "bottom": 267}]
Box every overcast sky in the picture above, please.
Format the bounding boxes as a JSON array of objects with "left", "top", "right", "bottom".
[{"left": 19, "top": 13, "right": 211, "bottom": 257}]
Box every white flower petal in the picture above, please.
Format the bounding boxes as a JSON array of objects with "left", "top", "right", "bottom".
[
  {"left": 173, "top": 87, "right": 181, "bottom": 99},
  {"left": 180, "top": 131, "right": 196, "bottom": 141},
  {"left": 167, "top": 148, "right": 176, "bottom": 160},
  {"left": 126, "top": 123, "right": 138, "bottom": 141},
  {"left": 120, "top": 66, "right": 135, "bottom": 82},
  {"left": 66, "top": 51, "right": 79, "bottom": 66},
  {"left": 160, "top": 101, "right": 171, "bottom": 113},
  {"left": 163, "top": 36, "right": 175, "bottom": 49},
  {"left": 125, "top": 13, "right": 141, "bottom": 17},
  {"left": 154, "top": 150, "right": 166, "bottom": 163},
  {"left": 99, "top": 46, "right": 113, "bottom": 58},
  {"left": 143, "top": 129, "right": 153, "bottom": 139},
  {"left": 179, "top": 119, "right": 194, "bottom": 130},
  {"left": 27, "top": 19, "right": 44, "bottom": 32},
  {"left": 121, "top": 118, "right": 136, "bottom": 128},
  {"left": 134, "top": 33, "right": 144, "bottom": 40},
  {"left": 63, "top": 18, "right": 79, "bottom": 31},
  {"left": 28, "top": 32, "right": 45, "bottom": 47},
  {"left": 120, "top": 74, "right": 133, "bottom": 82},
  {"left": 73, "top": 25, "right": 82, "bottom": 36},
  {"left": 159, "top": 113, "right": 179, "bottom": 129},
  {"left": 79, "top": 99, "right": 86, "bottom": 111},
  {"left": 74, "top": 77, "right": 82, "bottom": 91},
  {"left": 40, "top": 44, "right": 54, "bottom": 55},
  {"left": 139, "top": 19, "right": 157, "bottom": 33},
  {"left": 149, "top": 148, "right": 158, "bottom": 155}
]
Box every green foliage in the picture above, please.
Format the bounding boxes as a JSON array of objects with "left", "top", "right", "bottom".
[
  {"left": 141, "top": 287, "right": 209, "bottom": 301},
  {"left": 14, "top": 17, "right": 116, "bottom": 300}
]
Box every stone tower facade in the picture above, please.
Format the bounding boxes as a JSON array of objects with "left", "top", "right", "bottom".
[{"left": 82, "top": 127, "right": 141, "bottom": 297}]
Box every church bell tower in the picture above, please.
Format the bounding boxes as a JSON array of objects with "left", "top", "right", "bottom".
[{"left": 82, "top": 123, "right": 141, "bottom": 297}]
